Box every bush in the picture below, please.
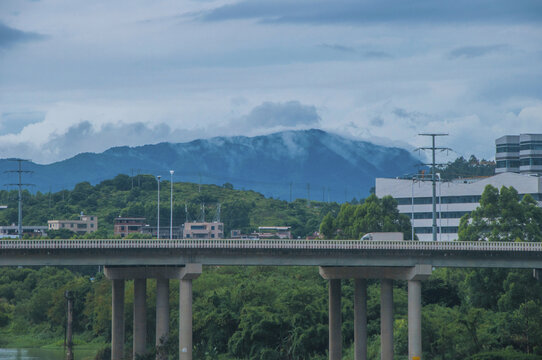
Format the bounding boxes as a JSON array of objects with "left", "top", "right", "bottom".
[
  {"left": 466, "top": 350, "right": 542, "bottom": 360},
  {"left": 94, "top": 346, "right": 111, "bottom": 360}
]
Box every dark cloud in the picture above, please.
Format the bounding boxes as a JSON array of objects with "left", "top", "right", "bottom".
[
  {"left": 448, "top": 44, "right": 506, "bottom": 59},
  {"left": 0, "top": 22, "right": 46, "bottom": 49},
  {"left": 199, "top": 0, "right": 542, "bottom": 24},
  {"left": 393, "top": 108, "right": 431, "bottom": 123},
  {"left": 371, "top": 117, "right": 384, "bottom": 127},
  {"left": 0, "top": 111, "right": 45, "bottom": 134},
  {"left": 319, "top": 43, "right": 356, "bottom": 53},
  {"left": 241, "top": 101, "right": 321, "bottom": 128},
  {"left": 43, "top": 121, "right": 186, "bottom": 161}
]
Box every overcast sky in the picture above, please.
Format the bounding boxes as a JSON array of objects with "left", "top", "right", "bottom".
[{"left": 1, "top": 0, "right": 541, "bottom": 164}]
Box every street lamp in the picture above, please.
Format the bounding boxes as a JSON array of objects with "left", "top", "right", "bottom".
[
  {"left": 170, "top": 170, "right": 174, "bottom": 240},
  {"left": 157, "top": 175, "right": 161, "bottom": 239}
]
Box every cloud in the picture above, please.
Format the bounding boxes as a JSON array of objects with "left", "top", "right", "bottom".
[
  {"left": 199, "top": 0, "right": 542, "bottom": 24},
  {"left": 319, "top": 43, "right": 356, "bottom": 53},
  {"left": 371, "top": 117, "right": 384, "bottom": 127},
  {"left": 0, "top": 111, "right": 45, "bottom": 134},
  {"left": 239, "top": 101, "right": 321, "bottom": 128},
  {"left": 0, "top": 22, "right": 46, "bottom": 49},
  {"left": 448, "top": 44, "right": 506, "bottom": 59}
]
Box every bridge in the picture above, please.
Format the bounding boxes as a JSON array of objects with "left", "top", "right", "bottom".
[{"left": 2, "top": 239, "right": 542, "bottom": 360}]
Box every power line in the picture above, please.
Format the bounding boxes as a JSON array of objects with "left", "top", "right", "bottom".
[
  {"left": 416, "top": 134, "right": 452, "bottom": 242},
  {"left": 4, "top": 159, "right": 34, "bottom": 239}
]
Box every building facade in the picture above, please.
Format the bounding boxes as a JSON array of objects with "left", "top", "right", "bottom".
[
  {"left": 376, "top": 172, "right": 542, "bottom": 241},
  {"left": 0, "top": 225, "right": 47, "bottom": 238},
  {"left": 183, "top": 222, "right": 224, "bottom": 239},
  {"left": 257, "top": 226, "right": 292, "bottom": 239},
  {"left": 48, "top": 213, "right": 98, "bottom": 235},
  {"left": 496, "top": 133, "right": 542, "bottom": 175},
  {"left": 114, "top": 217, "right": 146, "bottom": 238}
]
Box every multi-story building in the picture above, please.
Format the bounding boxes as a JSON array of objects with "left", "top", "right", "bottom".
[
  {"left": 183, "top": 222, "right": 224, "bottom": 239},
  {"left": 48, "top": 213, "right": 98, "bottom": 235},
  {"left": 114, "top": 217, "right": 146, "bottom": 238},
  {"left": 141, "top": 225, "right": 184, "bottom": 239},
  {"left": 257, "top": 226, "right": 292, "bottom": 239},
  {"left": 0, "top": 225, "right": 47, "bottom": 238},
  {"left": 375, "top": 172, "right": 542, "bottom": 241},
  {"left": 496, "top": 133, "right": 542, "bottom": 175}
]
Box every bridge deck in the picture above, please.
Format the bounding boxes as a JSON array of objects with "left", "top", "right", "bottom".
[{"left": 1, "top": 239, "right": 541, "bottom": 268}]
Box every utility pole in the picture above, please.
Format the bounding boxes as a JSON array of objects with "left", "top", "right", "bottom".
[
  {"left": 157, "top": 175, "right": 161, "bottom": 239},
  {"left": 65, "top": 290, "right": 74, "bottom": 360},
  {"left": 289, "top": 182, "right": 293, "bottom": 203},
  {"left": 170, "top": 170, "right": 174, "bottom": 240},
  {"left": 5, "top": 159, "right": 33, "bottom": 239},
  {"left": 306, "top": 183, "right": 311, "bottom": 207},
  {"left": 416, "top": 134, "right": 451, "bottom": 241}
]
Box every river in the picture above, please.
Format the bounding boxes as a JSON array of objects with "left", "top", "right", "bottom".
[{"left": 0, "top": 348, "right": 97, "bottom": 360}]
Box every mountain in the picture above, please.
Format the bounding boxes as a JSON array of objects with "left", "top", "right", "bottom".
[{"left": 0, "top": 129, "right": 421, "bottom": 202}]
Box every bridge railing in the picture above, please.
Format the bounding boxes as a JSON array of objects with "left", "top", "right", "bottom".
[{"left": 1, "top": 239, "right": 541, "bottom": 251}]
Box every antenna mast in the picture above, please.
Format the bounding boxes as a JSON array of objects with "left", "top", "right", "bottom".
[
  {"left": 416, "top": 134, "right": 452, "bottom": 241},
  {"left": 5, "top": 159, "right": 33, "bottom": 239}
]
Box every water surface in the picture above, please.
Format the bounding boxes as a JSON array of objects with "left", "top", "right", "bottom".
[{"left": 0, "top": 348, "right": 96, "bottom": 360}]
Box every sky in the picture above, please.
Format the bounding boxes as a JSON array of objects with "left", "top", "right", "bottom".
[{"left": 0, "top": 0, "right": 541, "bottom": 164}]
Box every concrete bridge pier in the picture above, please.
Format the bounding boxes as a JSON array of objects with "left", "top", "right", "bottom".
[
  {"left": 133, "top": 278, "right": 147, "bottom": 358},
  {"left": 320, "top": 265, "right": 432, "bottom": 360},
  {"left": 328, "top": 279, "right": 342, "bottom": 360},
  {"left": 179, "top": 264, "right": 202, "bottom": 360},
  {"left": 105, "top": 265, "right": 202, "bottom": 360},
  {"left": 111, "top": 279, "right": 125, "bottom": 360},
  {"left": 380, "top": 279, "right": 394, "bottom": 360},
  {"left": 354, "top": 279, "right": 368, "bottom": 360},
  {"left": 156, "top": 278, "right": 170, "bottom": 348}
]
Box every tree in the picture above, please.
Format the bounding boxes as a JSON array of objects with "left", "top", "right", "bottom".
[
  {"left": 322, "top": 194, "right": 412, "bottom": 240},
  {"left": 458, "top": 185, "right": 542, "bottom": 242}
]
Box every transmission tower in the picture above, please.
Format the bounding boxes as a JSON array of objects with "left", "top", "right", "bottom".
[
  {"left": 4, "top": 159, "right": 33, "bottom": 239},
  {"left": 416, "top": 134, "right": 452, "bottom": 241}
]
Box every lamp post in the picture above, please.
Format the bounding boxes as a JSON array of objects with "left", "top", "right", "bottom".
[
  {"left": 170, "top": 170, "right": 174, "bottom": 240},
  {"left": 157, "top": 175, "right": 161, "bottom": 240}
]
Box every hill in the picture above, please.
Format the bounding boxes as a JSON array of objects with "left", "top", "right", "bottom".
[{"left": 0, "top": 129, "right": 421, "bottom": 202}]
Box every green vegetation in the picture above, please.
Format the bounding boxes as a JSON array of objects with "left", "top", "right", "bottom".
[
  {"left": 319, "top": 194, "right": 413, "bottom": 240},
  {"left": 438, "top": 155, "right": 496, "bottom": 181},
  {"left": 0, "top": 174, "right": 338, "bottom": 239},
  {"left": 0, "top": 172, "right": 541, "bottom": 359},
  {"left": 458, "top": 185, "right": 542, "bottom": 242}
]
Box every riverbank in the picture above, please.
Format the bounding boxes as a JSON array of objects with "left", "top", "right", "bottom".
[{"left": 0, "top": 331, "right": 105, "bottom": 359}]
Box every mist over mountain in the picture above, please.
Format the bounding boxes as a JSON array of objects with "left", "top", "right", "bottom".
[{"left": 0, "top": 129, "right": 421, "bottom": 202}]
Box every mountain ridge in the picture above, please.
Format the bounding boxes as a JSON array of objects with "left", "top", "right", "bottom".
[{"left": 0, "top": 129, "right": 421, "bottom": 202}]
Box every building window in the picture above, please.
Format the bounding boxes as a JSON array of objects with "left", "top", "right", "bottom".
[
  {"left": 211, "top": 226, "right": 215, "bottom": 230},
  {"left": 211, "top": 234, "right": 215, "bottom": 238}
]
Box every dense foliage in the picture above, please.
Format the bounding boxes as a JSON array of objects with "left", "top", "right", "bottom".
[
  {"left": 458, "top": 185, "right": 542, "bottom": 242},
  {"left": 438, "top": 155, "right": 496, "bottom": 181},
  {"left": 319, "top": 194, "right": 413, "bottom": 240},
  {"left": 0, "top": 174, "right": 338, "bottom": 239}
]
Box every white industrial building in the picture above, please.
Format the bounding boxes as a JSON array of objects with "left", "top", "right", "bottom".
[{"left": 375, "top": 172, "right": 542, "bottom": 241}]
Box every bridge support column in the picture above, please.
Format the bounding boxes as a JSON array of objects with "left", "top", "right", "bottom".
[
  {"left": 354, "top": 279, "right": 367, "bottom": 360},
  {"left": 408, "top": 280, "right": 422, "bottom": 360},
  {"left": 534, "top": 269, "right": 542, "bottom": 282},
  {"left": 381, "top": 279, "right": 393, "bottom": 360},
  {"left": 156, "top": 278, "right": 170, "bottom": 350},
  {"left": 328, "top": 279, "right": 342, "bottom": 360},
  {"left": 133, "top": 278, "right": 147, "bottom": 358},
  {"left": 179, "top": 264, "right": 202, "bottom": 360},
  {"left": 111, "top": 279, "right": 125, "bottom": 360}
]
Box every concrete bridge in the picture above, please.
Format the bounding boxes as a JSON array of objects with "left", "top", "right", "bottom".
[{"left": 1, "top": 239, "right": 542, "bottom": 360}]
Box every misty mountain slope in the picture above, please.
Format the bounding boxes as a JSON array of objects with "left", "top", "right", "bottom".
[{"left": 0, "top": 129, "right": 421, "bottom": 202}]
